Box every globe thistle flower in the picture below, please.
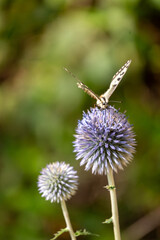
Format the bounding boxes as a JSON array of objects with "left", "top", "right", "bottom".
[
  {"left": 73, "top": 106, "right": 136, "bottom": 175},
  {"left": 38, "top": 162, "right": 78, "bottom": 203}
]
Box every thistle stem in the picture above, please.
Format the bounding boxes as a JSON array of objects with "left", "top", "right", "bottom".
[
  {"left": 107, "top": 167, "right": 121, "bottom": 240},
  {"left": 61, "top": 199, "right": 76, "bottom": 240}
]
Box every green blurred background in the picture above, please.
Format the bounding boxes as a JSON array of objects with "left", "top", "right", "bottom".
[{"left": 0, "top": 0, "right": 160, "bottom": 240}]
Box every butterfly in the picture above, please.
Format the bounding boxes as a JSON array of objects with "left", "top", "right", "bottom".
[{"left": 64, "top": 60, "right": 131, "bottom": 109}]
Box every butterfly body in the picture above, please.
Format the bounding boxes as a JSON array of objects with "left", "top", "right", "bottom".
[{"left": 65, "top": 60, "right": 131, "bottom": 109}]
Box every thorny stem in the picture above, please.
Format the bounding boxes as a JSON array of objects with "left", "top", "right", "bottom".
[
  {"left": 61, "top": 199, "right": 76, "bottom": 240},
  {"left": 107, "top": 167, "right": 121, "bottom": 240}
]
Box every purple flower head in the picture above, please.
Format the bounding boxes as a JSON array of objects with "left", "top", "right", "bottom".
[
  {"left": 38, "top": 162, "right": 78, "bottom": 203},
  {"left": 73, "top": 106, "right": 136, "bottom": 175}
]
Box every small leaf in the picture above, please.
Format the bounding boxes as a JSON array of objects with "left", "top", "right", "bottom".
[
  {"left": 50, "top": 227, "right": 68, "bottom": 240},
  {"left": 103, "top": 217, "right": 113, "bottom": 224},
  {"left": 104, "top": 185, "right": 116, "bottom": 190},
  {"left": 75, "top": 229, "right": 99, "bottom": 237}
]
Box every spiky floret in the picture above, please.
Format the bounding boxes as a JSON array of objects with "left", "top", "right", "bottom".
[
  {"left": 73, "top": 106, "right": 136, "bottom": 174},
  {"left": 38, "top": 162, "right": 78, "bottom": 203}
]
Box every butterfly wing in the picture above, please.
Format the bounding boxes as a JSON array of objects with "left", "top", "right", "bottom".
[
  {"left": 64, "top": 67, "right": 102, "bottom": 103},
  {"left": 65, "top": 60, "right": 131, "bottom": 109},
  {"left": 100, "top": 60, "right": 132, "bottom": 103},
  {"left": 77, "top": 80, "right": 102, "bottom": 102}
]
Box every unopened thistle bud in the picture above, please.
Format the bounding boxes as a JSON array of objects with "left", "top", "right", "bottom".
[{"left": 38, "top": 162, "right": 78, "bottom": 203}]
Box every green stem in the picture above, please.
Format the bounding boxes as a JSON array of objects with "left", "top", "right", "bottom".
[
  {"left": 61, "top": 199, "right": 76, "bottom": 240},
  {"left": 107, "top": 167, "right": 121, "bottom": 240}
]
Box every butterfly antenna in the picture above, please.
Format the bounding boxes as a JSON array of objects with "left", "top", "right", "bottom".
[
  {"left": 109, "top": 100, "right": 122, "bottom": 103},
  {"left": 64, "top": 67, "right": 81, "bottom": 83}
]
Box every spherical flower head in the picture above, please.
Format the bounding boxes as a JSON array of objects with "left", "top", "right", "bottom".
[
  {"left": 38, "top": 162, "right": 78, "bottom": 203},
  {"left": 73, "top": 106, "right": 136, "bottom": 175}
]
